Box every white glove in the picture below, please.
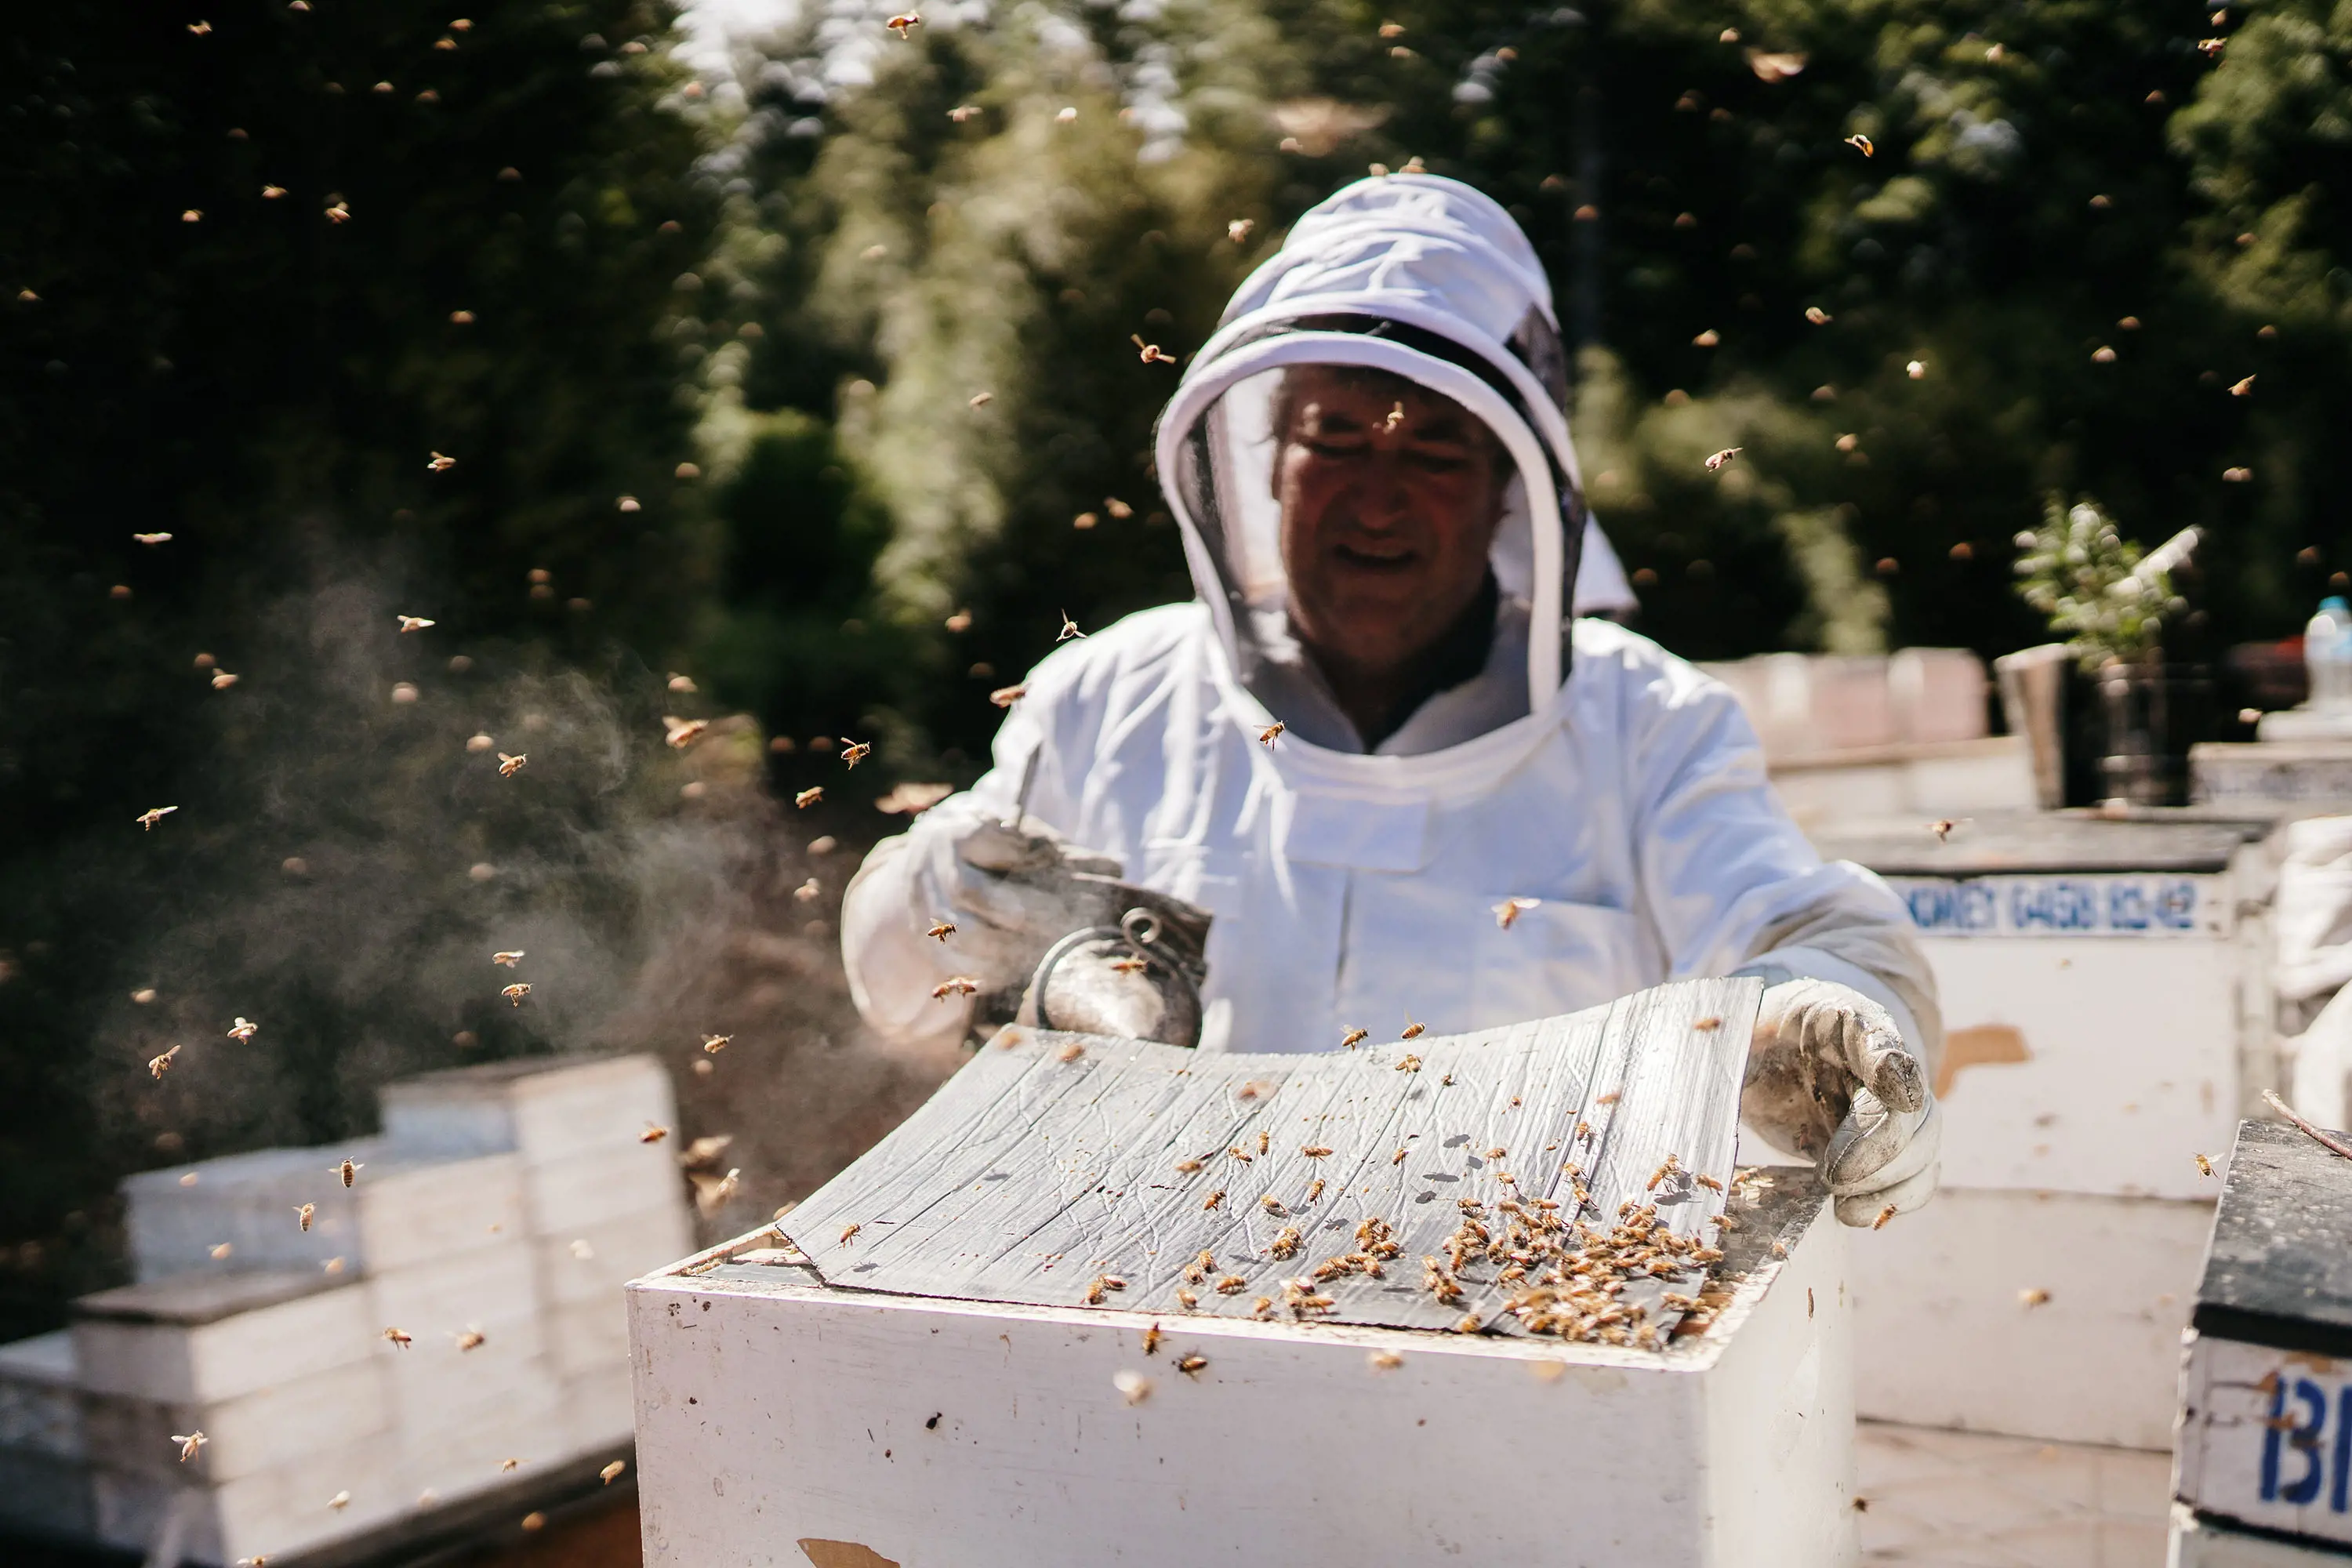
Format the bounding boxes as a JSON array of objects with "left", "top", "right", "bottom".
[
  {"left": 913, "top": 815, "right": 1124, "bottom": 996},
  {"left": 1738, "top": 977, "right": 1942, "bottom": 1228}
]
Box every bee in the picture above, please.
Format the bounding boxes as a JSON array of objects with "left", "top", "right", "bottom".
[
  {"left": 925, "top": 920, "right": 956, "bottom": 942},
  {"left": 1142, "top": 1323, "right": 1162, "bottom": 1355},
  {"left": 334, "top": 1157, "right": 363, "bottom": 1187},
  {"left": 664, "top": 718, "right": 710, "bottom": 749},
  {"left": 1392, "top": 1148, "right": 1407, "bottom": 1165},
  {"left": 948, "top": 104, "right": 981, "bottom": 122},
  {"left": 500, "top": 1458, "right": 521, "bottom": 1473},
  {"left": 2018, "top": 1287, "right": 2050, "bottom": 1307},
  {"left": 174, "top": 1430, "right": 208, "bottom": 1462},
  {"left": 502, "top": 983, "right": 531, "bottom": 1005},
  {"left": 226, "top": 1017, "right": 259, "bottom": 1042},
  {"left": 885, "top": 11, "right": 920, "bottom": 38},
  {"left": 1367, "top": 1348, "right": 1403, "bottom": 1371},
  {"left": 1175, "top": 1288, "right": 1199, "bottom": 1309},
  {"left": 1174, "top": 1158, "right": 1203, "bottom": 1173},
  {"left": 492, "top": 951, "right": 524, "bottom": 967},
  {"left": 1704, "top": 448, "right": 1742, "bottom": 472},
  {"left": 329, "top": 1490, "right": 352, "bottom": 1511},
  {"left": 1131, "top": 334, "right": 1177, "bottom": 365},
  {"left": 148, "top": 1045, "right": 180, "bottom": 1079},
  {"left": 1260, "top": 1195, "right": 1287, "bottom": 1215},
  {"left": 295, "top": 1203, "right": 315, "bottom": 1232},
  {"left": 1257, "top": 1131, "right": 1270, "bottom": 1156},
  {"left": 1396, "top": 1054, "right": 1422, "bottom": 1073},
  {"left": 1843, "top": 132, "right": 1874, "bottom": 156},
  {"left": 989, "top": 684, "right": 1028, "bottom": 708},
  {"left": 1176, "top": 1352, "right": 1208, "bottom": 1377},
  {"left": 1109, "top": 957, "right": 1148, "bottom": 973},
  {"left": 323, "top": 1257, "right": 347, "bottom": 1274},
  {"left": 1084, "top": 1276, "right": 1110, "bottom": 1305},
  {"left": 1203, "top": 1189, "right": 1225, "bottom": 1211},
  {"left": 383, "top": 1327, "right": 414, "bottom": 1349},
  {"left": 325, "top": 200, "right": 351, "bottom": 223},
  {"left": 968, "top": 391, "right": 993, "bottom": 408},
  {"left": 840, "top": 1223, "right": 862, "bottom": 1246},
  {"left": 1270, "top": 1226, "right": 1302, "bottom": 1258},
  {"left": 136, "top": 807, "right": 179, "bottom": 831},
  {"left": 1907, "top": 360, "right": 1926, "bottom": 379},
  {"left": 1251, "top": 1297, "right": 1274, "bottom": 1319},
  {"left": 932, "top": 976, "right": 979, "bottom": 1000},
  {"left": 1305, "top": 1178, "right": 1325, "bottom": 1202},
  {"left": 2230, "top": 376, "right": 2256, "bottom": 397},
  {"left": 1871, "top": 1205, "right": 1896, "bottom": 1231},
  {"left": 2194, "top": 1153, "right": 2216, "bottom": 1178},
  {"left": 132, "top": 532, "right": 174, "bottom": 545},
  {"left": 1254, "top": 720, "right": 1287, "bottom": 750},
  {"left": 1341, "top": 1027, "right": 1369, "bottom": 1048},
  {"left": 1693, "top": 1173, "right": 1723, "bottom": 1192},
  {"left": 211, "top": 1242, "right": 234, "bottom": 1260},
  {"left": 1929, "top": 817, "right": 1970, "bottom": 843},
  {"left": 2198, "top": 36, "right": 2227, "bottom": 57},
  {"left": 1227, "top": 1145, "right": 1252, "bottom": 1163},
  {"left": 1594, "top": 1092, "right": 1620, "bottom": 1107},
  {"left": 454, "top": 1327, "right": 486, "bottom": 1352},
  {"left": 426, "top": 452, "right": 456, "bottom": 472},
  {"left": 1228, "top": 219, "right": 1254, "bottom": 243},
  {"left": 700, "top": 1034, "right": 731, "bottom": 1055},
  {"left": 1214, "top": 1274, "right": 1246, "bottom": 1294},
  {"left": 793, "top": 878, "right": 822, "bottom": 902},
  {"left": 1301, "top": 1145, "right": 1332, "bottom": 1158},
  {"left": 1105, "top": 498, "right": 1134, "bottom": 519},
  {"left": 1493, "top": 897, "right": 1540, "bottom": 929},
  {"left": 1057, "top": 1041, "right": 1086, "bottom": 1062},
  {"left": 1055, "top": 612, "right": 1087, "bottom": 644},
  {"left": 796, "top": 786, "right": 824, "bottom": 808},
  {"left": 498, "top": 753, "right": 527, "bottom": 777},
  {"left": 641, "top": 1124, "right": 670, "bottom": 1144},
  {"left": 1400, "top": 1016, "right": 1426, "bottom": 1041},
  {"left": 187, "top": 19, "right": 212, "bottom": 33},
  {"left": 397, "top": 615, "right": 437, "bottom": 633}
]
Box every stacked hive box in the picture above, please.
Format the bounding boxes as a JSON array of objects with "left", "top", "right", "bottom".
[
  {"left": 0, "top": 1330, "right": 93, "bottom": 1543},
  {"left": 0, "top": 1053, "right": 689, "bottom": 1566}
]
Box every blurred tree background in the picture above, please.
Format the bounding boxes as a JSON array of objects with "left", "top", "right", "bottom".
[{"left": 5, "top": 0, "right": 2350, "bottom": 1337}]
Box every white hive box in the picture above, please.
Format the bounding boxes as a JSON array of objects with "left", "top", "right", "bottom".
[
  {"left": 1815, "top": 811, "right": 2274, "bottom": 1450},
  {"left": 632, "top": 1186, "right": 1854, "bottom": 1568},
  {"left": 0, "top": 1329, "right": 95, "bottom": 1541}
]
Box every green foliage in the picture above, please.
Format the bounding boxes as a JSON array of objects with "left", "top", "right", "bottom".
[{"left": 2015, "top": 495, "right": 2184, "bottom": 671}]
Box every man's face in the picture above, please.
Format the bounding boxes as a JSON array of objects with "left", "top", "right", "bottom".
[{"left": 1272, "top": 366, "right": 1510, "bottom": 680}]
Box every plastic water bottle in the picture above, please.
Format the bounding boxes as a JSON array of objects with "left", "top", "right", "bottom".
[{"left": 2308, "top": 596, "right": 2352, "bottom": 711}]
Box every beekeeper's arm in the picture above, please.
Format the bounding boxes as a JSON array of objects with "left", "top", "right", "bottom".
[
  {"left": 1632, "top": 661, "right": 1944, "bottom": 1225},
  {"left": 840, "top": 657, "right": 1116, "bottom": 1053}
]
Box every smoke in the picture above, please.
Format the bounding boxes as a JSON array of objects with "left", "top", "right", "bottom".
[{"left": 93, "top": 552, "right": 956, "bottom": 1250}]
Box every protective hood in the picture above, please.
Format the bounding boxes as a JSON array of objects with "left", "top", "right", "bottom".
[{"left": 1153, "top": 174, "right": 1610, "bottom": 755}]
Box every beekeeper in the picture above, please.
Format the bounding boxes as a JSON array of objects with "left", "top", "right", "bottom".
[{"left": 841, "top": 175, "right": 1941, "bottom": 1224}]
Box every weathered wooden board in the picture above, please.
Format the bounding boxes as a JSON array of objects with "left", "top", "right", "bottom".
[
  {"left": 2193, "top": 1118, "right": 2352, "bottom": 1356},
  {"left": 782, "top": 978, "right": 1758, "bottom": 1338}
]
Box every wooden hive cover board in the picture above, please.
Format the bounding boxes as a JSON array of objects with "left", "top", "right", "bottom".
[
  {"left": 783, "top": 978, "right": 1758, "bottom": 1338},
  {"left": 2193, "top": 1117, "right": 2352, "bottom": 1356}
]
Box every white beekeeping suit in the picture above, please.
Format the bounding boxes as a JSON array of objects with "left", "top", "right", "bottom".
[{"left": 843, "top": 175, "right": 1942, "bottom": 1221}]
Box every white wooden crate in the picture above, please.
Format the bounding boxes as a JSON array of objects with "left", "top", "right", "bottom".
[
  {"left": 629, "top": 1190, "right": 1854, "bottom": 1568},
  {"left": 72, "top": 1271, "right": 375, "bottom": 1406},
  {"left": 1849, "top": 1186, "right": 2210, "bottom": 1450},
  {"left": 380, "top": 1052, "right": 677, "bottom": 1166},
  {"left": 80, "top": 1356, "right": 389, "bottom": 1485},
  {"left": 2178, "top": 1334, "right": 2352, "bottom": 1547}
]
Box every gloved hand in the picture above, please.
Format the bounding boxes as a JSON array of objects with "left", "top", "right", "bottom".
[
  {"left": 916, "top": 815, "right": 1124, "bottom": 996},
  {"left": 1737, "top": 977, "right": 1942, "bottom": 1227}
]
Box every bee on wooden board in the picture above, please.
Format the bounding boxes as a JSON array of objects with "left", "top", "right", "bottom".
[
  {"left": 1396, "top": 1054, "right": 1422, "bottom": 1073},
  {"left": 1174, "top": 1158, "right": 1203, "bottom": 1174},
  {"left": 1257, "top": 1130, "right": 1270, "bottom": 1156},
  {"left": 840, "top": 1223, "right": 862, "bottom": 1246},
  {"left": 1176, "top": 1287, "right": 1200, "bottom": 1308},
  {"left": 1203, "top": 1189, "right": 1226, "bottom": 1211},
  {"left": 1058, "top": 1041, "right": 1086, "bottom": 1062},
  {"left": 1176, "top": 1352, "right": 1208, "bottom": 1377},
  {"left": 1227, "top": 1145, "right": 1252, "bottom": 1163},
  {"left": 1305, "top": 1178, "right": 1325, "bottom": 1202}
]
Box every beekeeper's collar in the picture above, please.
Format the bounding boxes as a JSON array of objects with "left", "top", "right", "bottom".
[{"left": 1154, "top": 174, "right": 1588, "bottom": 763}]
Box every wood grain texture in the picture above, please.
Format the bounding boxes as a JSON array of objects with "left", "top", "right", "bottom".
[
  {"left": 782, "top": 978, "right": 1758, "bottom": 1338},
  {"left": 2193, "top": 1117, "right": 2352, "bottom": 1356}
]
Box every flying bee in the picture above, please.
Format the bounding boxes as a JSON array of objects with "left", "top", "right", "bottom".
[
  {"left": 454, "top": 1327, "right": 486, "bottom": 1352},
  {"left": 885, "top": 11, "right": 920, "bottom": 37},
  {"left": 1176, "top": 1352, "right": 1208, "bottom": 1377},
  {"left": 601, "top": 1460, "right": 627, "bottom": 1484},
  {"left": 492, "top": 951, "right": 524, "bottom": 967},
  {"left": 1228, "top": 219, "right": 1254, "bottom": 243},
  {"left": 1704, "top": 448, "right": 1742, "bottom": 472},
  {"left": 664, "top": 718, "right": 709, "bottom": 749},
  {"left": 227, "top": 1017, "right": 258, "bottom": 1042},
  {"left": 989, "top": 684, "right": 1027, "bottom": 708},
  {"left": 1367, "top": 1349, "right": 1403, "bottom": 1371},
  {"left": 1055, "top": 612, "right": 1087, "bottom": 644},
  {"left": 1058, "top": 1042, "right": 1086, "bottom": 1062},
  {"left": 328, "top": 1490, "right": 351, "bottom": 1511},
  {"left": 1142, "top": 1323, "right": 1162, "bottom": 1355},
  {"left": 1381, "top": 402, "right": 1405, "bottom": 433},
  {"left": 211, "top": 1242, "right": 233, "bottom": 1259},
  {"left": 383, "top": 1327, "right": 413, "bottom": 1349},
  {"left": 2019, "top": 1287, "right": 2050, "bottom": 1306},
  {"left": 497, "top": 753, "right": 527, "bottom": 777},
  {"left": 1203, "top": 1189, "right": 1226, "bottom": 1211},
  {"left": 1400, "top": 1016, "right": 1426, "bottom": 1040},
  {"left": 1105, "top": 498, "right": 1134, "bottom": 519},
  {"left": 132, "top": 532, "right": 174, "bottom": 545},
  {"left": 1396, "top": 1054, "right": 1422, "bottom": 1073},
  {"left": 174, "top": 1430, "right": 208, "bottom": 1462},
  {"left": 1871, "top": 1205, "right": 1896, "bottom": 1231},
  {"left": 136, "top": 807, "right": 179, "bottom": 831},
  {"left": 948, "top": 103, "right": 981, "bottom": 122},
  {"left": 499, "top": 1458, "right": 520, "bottom": 1472},
  {"left": 840, "top": 1223, "right": 862, "bottom": 1245},
  {"left": 295, "top": 1203, "right": 315, "bottom": 1232},
  {"left": 968, "top": 390, "right": 993, "bottom": 408},
  {"left": 795, "top": 786, "right": 824, "bottom": 808},
  {"left": 932, "top": 976, "right": 979, "bottom": 1000},
  {"left": 426, "top": 453, "right": 456, "bottom": 472},
  {"left": 2194, "top": 1153, "right": 2216, "bottom": 1178},
  {"left": 1647, "top": 1156, "right": 1680, "bottom": 1191},
  {"left": 1108, "top": 957, "right": 1148, "bottom": 973},
  {"left": 1693, "top": 1173, "right": 1723, "bottom": 1192},
  {"left": 334, "top": 1157, "right": 362, "bottom": 1187},
  {"left": 1341, "top": 1027, "right": 1369, "bottom": 1048},
  {"left": 1928, "top": 817, "right": 1970, "bottom": 843},
  {"left": 840, "top": 739, "right": 873, "bottom": 768},
  {"left": 503, "top": 983, "right": 531, "bottom": 1005},
  {"left": 397, "top": 615, "right": 437, "bottom": 633},
  {"left": 641, "top": 1124, "right": 670, "bottom": 1144},
  {"left": 325, "top": 200, "right": 351, "bottom": 223},
  {"left": 2198, "top": 36, "right": 2226, "bottom": 56},
  {"left": 701, "top": 1034, "right": 731, "bottom": 1054},
  {"left": 1806, "top": 307, "right": 1832, "bottom": 325},
  {"left": 1131, "top": 335, "right": 1176, "bottom": 365},
  {"left": 927, "top": 920, "right": 956, "bottom": 941},
  {"left": 148, "top": 1045, "right": 180, "bottom": 1079},
  {"left": 1844, "top": 132, "right": 1874, "bottom": 156},
  {"left": 1493, "top": 897, "right": 1540, "bottom": 930},
  {"left": 1258, "top": 721, "right": 1284, "bottom": 748},
  {"left": 2230, "top": 376, "right": 2256, "bottom": 397}
]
